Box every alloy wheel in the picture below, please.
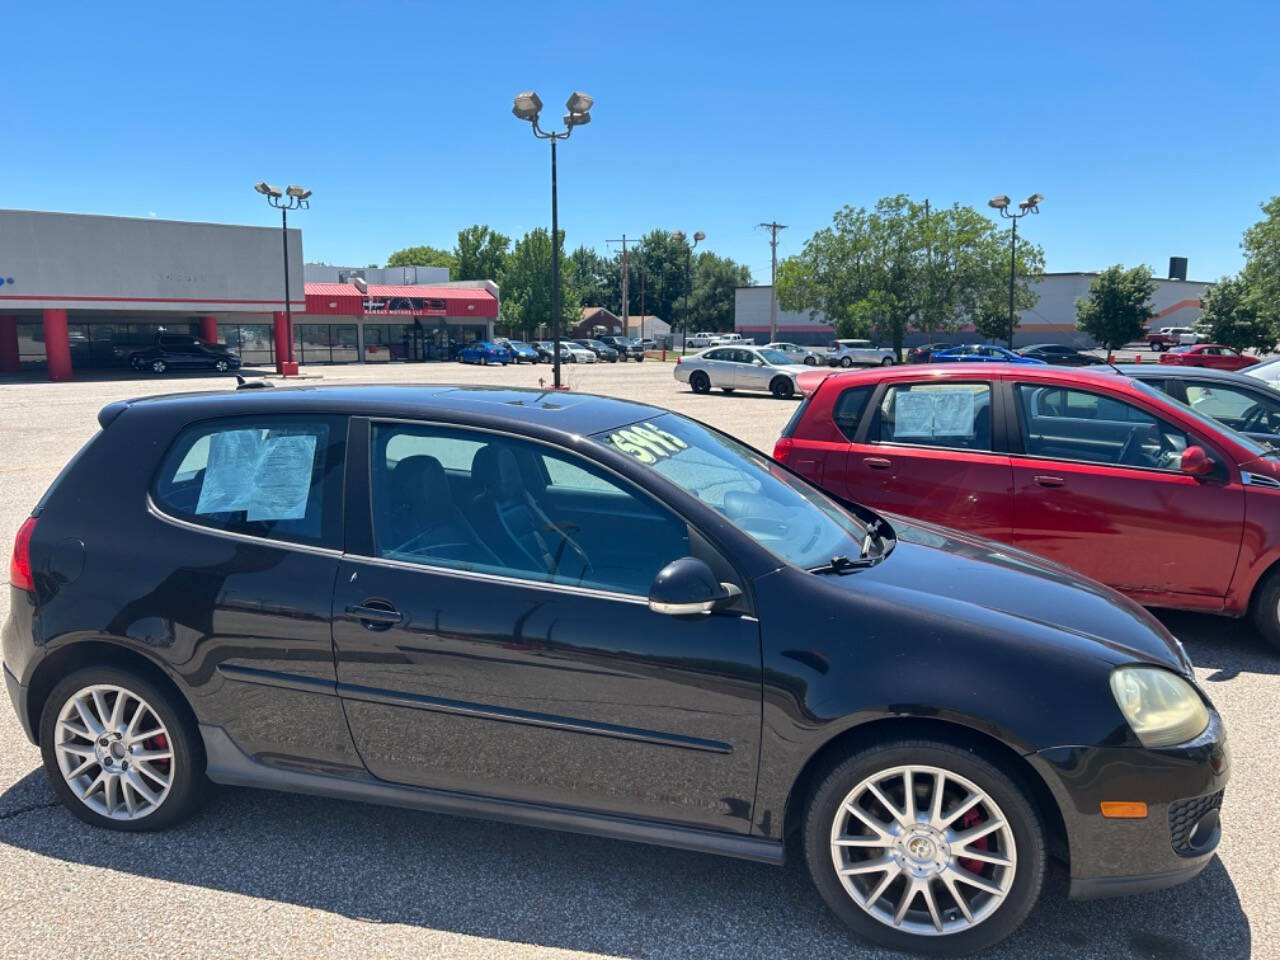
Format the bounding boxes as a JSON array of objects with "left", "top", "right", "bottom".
[
  {"left": 53, "top": 684, "right": 175, "bottom": 821},
  {"left": 152, "top": 360, "right": 166, "bottom": 374},
  {"left": 829, "top": 764, "right": 1016, "bottom": 937}
]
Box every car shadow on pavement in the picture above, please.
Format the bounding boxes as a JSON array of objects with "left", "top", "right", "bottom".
[
  {"left": 0, "top": 769, "right": 1250, "bottom": 960},
  {"left": 1155, "top": 610, "right": 1280, "bottom": 680}
]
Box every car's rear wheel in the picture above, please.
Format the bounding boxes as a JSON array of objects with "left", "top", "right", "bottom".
[
  {"left": 40, "top": 665, "right": 209, "bottom": 832},
  {"left": 214, "top": 359, "right": 229, "bottom": 372},
  {"left": 151, "top": 360, "right": 167, "bottom": 374},
  {"left": 881, "top": 356, "right": 894, "bottom": 366},
  {"left": 1249, "top": 569, "right": 1280, "bottom": 651},
  {"left": 804, "top": 740, "right": 1045, "bottom": 957},
  {"left": 770, "top": 376, "right": 794, "bottom": 399},
  {"left": 840, "top": 356, "right": 854, "bottom": 368},
  {"left": 689, "top": 371, "right": 711, "bottom": 394},
  {"left": 804, "top": 355, "right": 818, "bottom": 366}
]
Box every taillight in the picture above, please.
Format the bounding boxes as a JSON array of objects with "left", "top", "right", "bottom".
[
  {"left": 9, "top": 516, "right": 37, "bottom": 593},
  {"left": 773, "top": 437, "right": 795, "bottom": 464}
]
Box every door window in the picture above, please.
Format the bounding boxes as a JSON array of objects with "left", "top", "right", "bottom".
[
  {"left": 703, "top": 349, "right": 730, "bottom": 361},
  {"left": 832, "top": 386, "right": 874, "bottom": 441},
  {"left": 1015, "top": 384, "right": 1196, "bottom": 471},
  {"left": 369, "top": 423, "right": 689, "bottom": 595},
  {"left": 874, "top": 382, "right": 993, "bottom": 450},
  {"left": 153, "top": 416, "right": 346, "bottom": 547},
  {"left": 1185, "top": 382, "right": 1280, "bottom": 433}
]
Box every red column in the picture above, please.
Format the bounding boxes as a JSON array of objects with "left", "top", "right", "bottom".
[
  {"left": 272, "top": 311, "right": 297, "bottom": 375},
  {"left": 0, "top": 316, "right": 19, "bottom": 374},
  {"left": 199, "top": 315, "right": 219, "bottom": 344},
  {"left": 43, "top": 309, "right": 72, "bottom": 382}
]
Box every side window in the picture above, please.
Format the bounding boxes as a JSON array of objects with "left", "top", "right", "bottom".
[
  {"left": 832, "top": 386, "right": 874, "bottom": 441},
  {"left": 704, "top": 349, "right": 727, "bottom": 361},
  {"left": 1186, "top": 383, "right": 1280, "bottom": 431},
  {"left": 874, "top": 382, "right": 993, "bottom": 450},
  {"left": 369, "top": 423, "right": 688, "bottom": 596},
  {"left": 153, "top": 416, "right": 345, "bottom": 547},
  {"left": 1015, "top": 385, "right": 1195, "bottom": 470}
]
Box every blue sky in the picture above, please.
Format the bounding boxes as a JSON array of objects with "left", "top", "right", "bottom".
[{"left": 3, "top": 1, "right": 1278, "bottom": 284}]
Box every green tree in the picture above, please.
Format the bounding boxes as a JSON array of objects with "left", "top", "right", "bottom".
[
  {"left": 1200, "top": 274, "right": 1273, "bottom": 353},
  {"left": 633, "top": 230, "right": 694, "bottom": 332},
  {"left": 500, "top": 228, "right": 580, "bottom": 338},
  {"left": 386, "top": 245, "right": 456, "bottom": 272},
  {"left": 1075, "top": 264, "right": 1157, "bottom": 351},
  {"left": 1242, "top": 195, "right": 1280, "bottom": 331},
  {"left": 453, "top": 225, "right": 509, "bottom": 281},
  {"left": 567, "top": 245, "right": 614, "bottom": 308},
  {"left": 689, "top": 252, "right": 753, "bottom": 332}
]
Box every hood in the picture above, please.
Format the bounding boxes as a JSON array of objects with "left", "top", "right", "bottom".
[{"left": 846, "top": 514, "right": 1190, "bottom": 673}]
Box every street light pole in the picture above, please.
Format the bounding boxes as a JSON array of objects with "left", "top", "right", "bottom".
[
  {"left": 513, "top": 91, "right": 593, "bottom": 390},
  {"left": 255, "top": 182, "right": 310, "bottom": 374},
  {"left": 671, "top": 230, "right": 704, "bottom": 353},
  {"left": 987, "top": 193, "right": 1042, "bottom": 350}
]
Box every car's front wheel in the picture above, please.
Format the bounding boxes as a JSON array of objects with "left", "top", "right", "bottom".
[
  {"left": 40, "top": 665, "right": 209, "bottom": 832},
  {"left": 151, "top": 359, "right": 167, "bottom": 374},
  {"left": 804, "top": 355, "right": 818, "bottom": 366},
  {"left": 804, "top": 740, "right": 1045, "bottom": 957},
  {"left": 214, "top": 359, "right": 229, "bottom": 372},
  {"left": 840, "top": 356, "right": 854, "bottom": 368}
]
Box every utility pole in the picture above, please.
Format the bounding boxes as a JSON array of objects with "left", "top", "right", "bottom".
[
  {"left": 638, "top": 264, "right": 646, "bottom": 342},
  {"left": 759, "top": 221, "right": 787, "bottom": 343},
  {"left": 609, "top": 234, "right": 638, "bottom": 337},
  {"left": 923, "top": 199, "right": 932, "bottom": 344}
]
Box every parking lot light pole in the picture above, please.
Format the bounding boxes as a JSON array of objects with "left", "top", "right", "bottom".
[
  {"left": 513, "top": 91, "right": 593, "bottom": 389},
  {"left": 671, "top": 230, "right": 704, "bottom": 353},
  {"left": 987, "top": 193, "right": 1042, "bottom": 350},
  {"left": 255, "top": 182, "right": 310, "bottom": 374}
]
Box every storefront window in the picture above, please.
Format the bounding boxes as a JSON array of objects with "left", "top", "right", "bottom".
[
  {"left": 217, "top": 322, "right": 274, "bottom": 368},
  {"left": 331, "top": 325, "right": 358, "bottom": 363}
]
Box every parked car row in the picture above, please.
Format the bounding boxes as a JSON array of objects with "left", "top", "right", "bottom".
[{"left": 4, "top": 376, "right": 1231, "bottom": 956}]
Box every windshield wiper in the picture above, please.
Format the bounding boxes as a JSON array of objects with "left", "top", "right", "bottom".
[{"left": 808, "top": 554, "right": 875, "bottom": 575}]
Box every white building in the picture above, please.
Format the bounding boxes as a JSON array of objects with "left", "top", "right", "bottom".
[{"left": 735, "top": 262, "right": 1213, "bottom": 348}]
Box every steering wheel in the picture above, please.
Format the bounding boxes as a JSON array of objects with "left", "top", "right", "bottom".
[{"left": 1239, "top": 403, "right": 1270, "bottom": 434}]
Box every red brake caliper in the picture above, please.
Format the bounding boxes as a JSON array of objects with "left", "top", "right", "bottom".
[
  {"left": 958, "top": 807, "right": 989, "bottom": 874},
  {"left": 145, "top": 733, "right": 171, "bottom": 775}
]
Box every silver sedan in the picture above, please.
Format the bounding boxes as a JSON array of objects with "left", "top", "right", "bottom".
[
  {"left": 763, "top": 341, "right": 824, "bottom": 366},
  {"left": 674, "top": 346, "right": 811, "bottom": 399}
]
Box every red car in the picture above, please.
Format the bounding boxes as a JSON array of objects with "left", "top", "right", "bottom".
[
  {"left": 1159, "top": 343, "right": 1259, "bottom": 371},
  {"left": 777, "top": 363, "right": 1280, "bottom": 647}
]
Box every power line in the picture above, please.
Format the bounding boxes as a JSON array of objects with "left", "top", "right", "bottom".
[{"left": 758, "top": 221, "right": 787, "bottom": 342}]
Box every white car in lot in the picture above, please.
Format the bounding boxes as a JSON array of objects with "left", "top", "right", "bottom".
[
  {"left": 825, "top": 338, "right": 897, "bottom": 367},
  {"left": 715, "top": 333, "right": 754, "bottom": 346},
  {"left": 764, "top": 341, "right": 824, "bottom": 366},
  {"left": 686, "top": 331, "right": 721, "bottom": 348},
  {"left": 674, "top": 345, "right": 810, "bottom": 399}
]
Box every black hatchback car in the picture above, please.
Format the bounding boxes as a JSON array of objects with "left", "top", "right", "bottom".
[
  {"left": 3, "top": 385, "right": 1227, "bottom": 955},
  {"left": 1018, "top": 343, "right": 1105, "bottom": 366},
  {"left": 129, "top": 335, "right": 241, "bottom": 374}
]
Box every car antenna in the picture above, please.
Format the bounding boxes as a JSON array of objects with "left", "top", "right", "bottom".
[{"left": 235, "top": 375, "right": 274, "bottom": 390}]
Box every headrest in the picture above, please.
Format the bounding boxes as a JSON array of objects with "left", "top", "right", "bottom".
[
  {"left": 389, "top": 455, "right": 452, "bottom": 515},
  {"left": 471, "top": 445, "right": 524, "bottom": 500}
]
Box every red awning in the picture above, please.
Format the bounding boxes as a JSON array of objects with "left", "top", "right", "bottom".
[{"left": 303, "top": 282, "right": 497, "bottom": 318}]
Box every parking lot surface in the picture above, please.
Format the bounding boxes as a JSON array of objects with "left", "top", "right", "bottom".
[{"left": 0, "top": 361, "right": 1272, "bottom": 959}]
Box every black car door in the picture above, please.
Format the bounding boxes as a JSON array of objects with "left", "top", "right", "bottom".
[{"left": 331, "top": 418, "right": 763, "bottom": 833}]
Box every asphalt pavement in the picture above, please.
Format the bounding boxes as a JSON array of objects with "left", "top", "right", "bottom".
[{"left": 0, "top": 361, "right": 1272, "bottom": 959}]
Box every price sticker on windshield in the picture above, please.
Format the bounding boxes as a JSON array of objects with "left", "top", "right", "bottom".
[{"left": 606, "top": 422, "right": 688, "bottom": 465}]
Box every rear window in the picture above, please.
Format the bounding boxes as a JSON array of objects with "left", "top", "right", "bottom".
[{"left": 152, "top": 415, "right": 346, "bottom": 548}]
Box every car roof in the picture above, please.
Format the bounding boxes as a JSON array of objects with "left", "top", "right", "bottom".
[
  {"left": 806, "top": 362, "right": 1137, "bottom": 394},
  {"left": 111, "top": 384, "right": 665, "bottom": 438},
  {"left": 1115, "top": 364, "right": 1262, "bottom": 384}
]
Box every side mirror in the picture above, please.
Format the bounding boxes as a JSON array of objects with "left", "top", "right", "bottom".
[
  {"left": 753, "top": 359, "right": 764, "bottom": 367},
  {"left": 1180, "top": 445, "right": 1214, "bottom": 478},
  {"left": 648, "top": 557, "right": 742, "bottom": 616}
]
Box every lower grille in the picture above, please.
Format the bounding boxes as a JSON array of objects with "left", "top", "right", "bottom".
[{"left": 1169, "top": 791, "right": 1224, "bottom": 856}]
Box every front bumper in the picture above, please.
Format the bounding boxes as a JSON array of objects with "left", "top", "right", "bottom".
[{"left": 1028, "top": 710, "right": 1229, "bottom": 900}]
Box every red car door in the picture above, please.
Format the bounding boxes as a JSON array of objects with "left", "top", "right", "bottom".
[
  {"left": 844, "top": 377, "right": 1015, "bottom": 542},
  {"left": 1008, "top": 381, "right": 1244, "bottom": 603}
]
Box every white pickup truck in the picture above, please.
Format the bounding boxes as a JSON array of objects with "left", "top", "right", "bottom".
[
  {"left": 687, "top": 331, "right": 755, "bottom": 349},
  {"left": 825, "top": 339, "right": 897, "bottom": 367},
  {"left": 687, "top": 331, "right": 720, "bottom": 348}
]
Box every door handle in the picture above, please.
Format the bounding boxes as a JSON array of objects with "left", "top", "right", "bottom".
[
  {"left": 864, "top": 457, "right": 892, "bottom": 470},
  {"left": 345, "top": 603, "right": 403, "bottom": 629},
  {"left": 1033, "top": 475, "right": 1065, "bottom": 488}
]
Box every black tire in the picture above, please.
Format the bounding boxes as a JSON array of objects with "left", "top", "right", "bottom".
[
  {"left": 770, "top": 376, "right": 794, "bottom": 399},
  {"left": 39, "top": 664, "right": 210, "bottom": 832},
  {"left": 151, "top": 360, "right": 167, "bottom": 374},
  {"left": 881, "top": 356, "right": 894, "bottom": 367},
  {"left": 1150, "top": 343, "right": 1160, "bottom": 352},
  {"left": 1250, "top": 569, "right": 1280, "bottom": 651},
  {"left": 840, "top": 356, "right": 854, "bottom": 368},
  {"left": 689, "top": 371, "right": 711, "bottom": 394},
  {"left": 804, "top": 355, "right": 818, "bottom": 366},
  {"left": 637, "top": 356, "right": 645, "bottom": 363},
  {"left": 803, "top": 740, "right": 1045, "bottom": 957}
]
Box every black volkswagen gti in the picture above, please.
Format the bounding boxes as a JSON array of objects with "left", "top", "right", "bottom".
[{"left": 3, "top": 385, "right": 1227, "bottom": 956}]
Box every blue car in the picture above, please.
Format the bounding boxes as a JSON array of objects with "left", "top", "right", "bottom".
[
  {"left": 496, "top": 339, "right": 540, "bottom": 364},
  {"left": 458, "top": 341, "right": 511, "bottom": 366},
  {"left": 931, "top": 343, "right": 1047, "bottom": 364}
]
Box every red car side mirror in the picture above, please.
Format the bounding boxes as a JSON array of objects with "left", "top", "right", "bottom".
[{"left": 1180, "top": 445, "right": 1214, "bottom": 477}]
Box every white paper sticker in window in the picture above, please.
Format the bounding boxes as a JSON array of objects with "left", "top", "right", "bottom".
[
  {"left": 195, "top": 430, "right": 264, "bottom": 514},
  {"left": 893, "top": 389, "right": 977, "bottom": 438},
  {"left": 246, "top": 435, "right": 317, "bottom": 521}
]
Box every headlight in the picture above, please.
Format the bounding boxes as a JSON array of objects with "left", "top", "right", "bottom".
[{"left": 1109, "top": 666, "right": 1209, "bottom": 748}]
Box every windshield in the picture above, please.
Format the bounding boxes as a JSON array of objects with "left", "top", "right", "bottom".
[
  {"left": 508, "top": 340, "right": 528, "bottom": 348},
  {"left": 593, "top": 413, "right": 868, "bottom": 569},
  {"left": 756, "top": 348, "right": 792, "bottom": 365},
  {"left": 1132, "top": 379, "right": 1269, "bottom": 457}
]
